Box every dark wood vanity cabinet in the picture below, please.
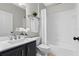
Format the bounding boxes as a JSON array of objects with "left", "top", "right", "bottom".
[
  {"left": 25, "top": 41, "right": 36, "bottom": 56},
  {"left": 0, "top": 41, "right": 36, "bottom": 56}
]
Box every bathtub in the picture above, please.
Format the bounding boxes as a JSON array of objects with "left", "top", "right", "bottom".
[{"left": 49, "top": 44, "right": 76, "bottom": 56}]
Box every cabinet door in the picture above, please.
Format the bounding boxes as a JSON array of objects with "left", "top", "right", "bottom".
[
  {"left": 26, "top": 41, "right": 36, "bottom": 56},
  {"left": 1, "top": 47, "right": 22, "bottom": 56}
]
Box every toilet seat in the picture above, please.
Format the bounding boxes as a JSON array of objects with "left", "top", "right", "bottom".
[{"left": 37, "top": 44, "right": 51, "bottom": 55}]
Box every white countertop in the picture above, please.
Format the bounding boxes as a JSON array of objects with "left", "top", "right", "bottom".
[{"left": 0, "top": 37, "right": 39, "bottom": 52}]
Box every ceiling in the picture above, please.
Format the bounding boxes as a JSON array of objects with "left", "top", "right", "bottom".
[
  {"left": 13, "top": 3, "right": 26, "bottom": 10},
  {"left": 43, "top": 3, "right": 54, "bottom": 6},
  {"left": 13, "top": 3, "right": 55, "bottom": 10}
]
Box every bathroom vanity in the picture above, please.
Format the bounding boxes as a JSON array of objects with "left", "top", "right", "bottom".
[{"left": 0, "top": 37, "right": 39, "bottom": 56}]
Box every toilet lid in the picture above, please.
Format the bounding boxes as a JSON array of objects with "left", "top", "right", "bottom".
[{"left": 38, "top": 44, "right": 50, "bottom": 49}]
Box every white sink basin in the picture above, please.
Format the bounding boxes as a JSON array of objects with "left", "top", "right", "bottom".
[{"left": 8, "top": 39, "right": 25, "bottom": 44}]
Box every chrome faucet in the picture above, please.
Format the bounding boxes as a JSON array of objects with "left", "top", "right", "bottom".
[
  {"left": 10, "top": 32, "right": 14, "bottom": 40},
  {"left": 10, "top": 32, "right": 18, "bottom": 40}
]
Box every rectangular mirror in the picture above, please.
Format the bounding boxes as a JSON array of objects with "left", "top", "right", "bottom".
[{"left": 0, "top": 10, "right": 13, "bottom": 36}]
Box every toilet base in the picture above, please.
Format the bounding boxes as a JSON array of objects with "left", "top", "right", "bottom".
[{"left": 37, "top": 44, "right": 51, "bottom": 56}]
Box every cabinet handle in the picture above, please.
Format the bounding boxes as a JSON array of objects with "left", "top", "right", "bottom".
[
  {"left": 27, "top": 47, "right": 30, "bottom": 55},
  {"left": 22, "top": 50, "right": 24, "bottom": 56}
]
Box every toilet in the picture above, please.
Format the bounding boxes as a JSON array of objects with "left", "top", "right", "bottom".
[{"left": 36, "top": 37, "right": 51, "bottom": 56}]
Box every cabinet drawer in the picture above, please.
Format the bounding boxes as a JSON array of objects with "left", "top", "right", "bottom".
[{"left": 26, "top": 41, "right": 36, "bottom": 56}]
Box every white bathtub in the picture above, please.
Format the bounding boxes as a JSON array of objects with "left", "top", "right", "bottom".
[{"left": 49, "top": 44, "right": 76, "bottom": 56}]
